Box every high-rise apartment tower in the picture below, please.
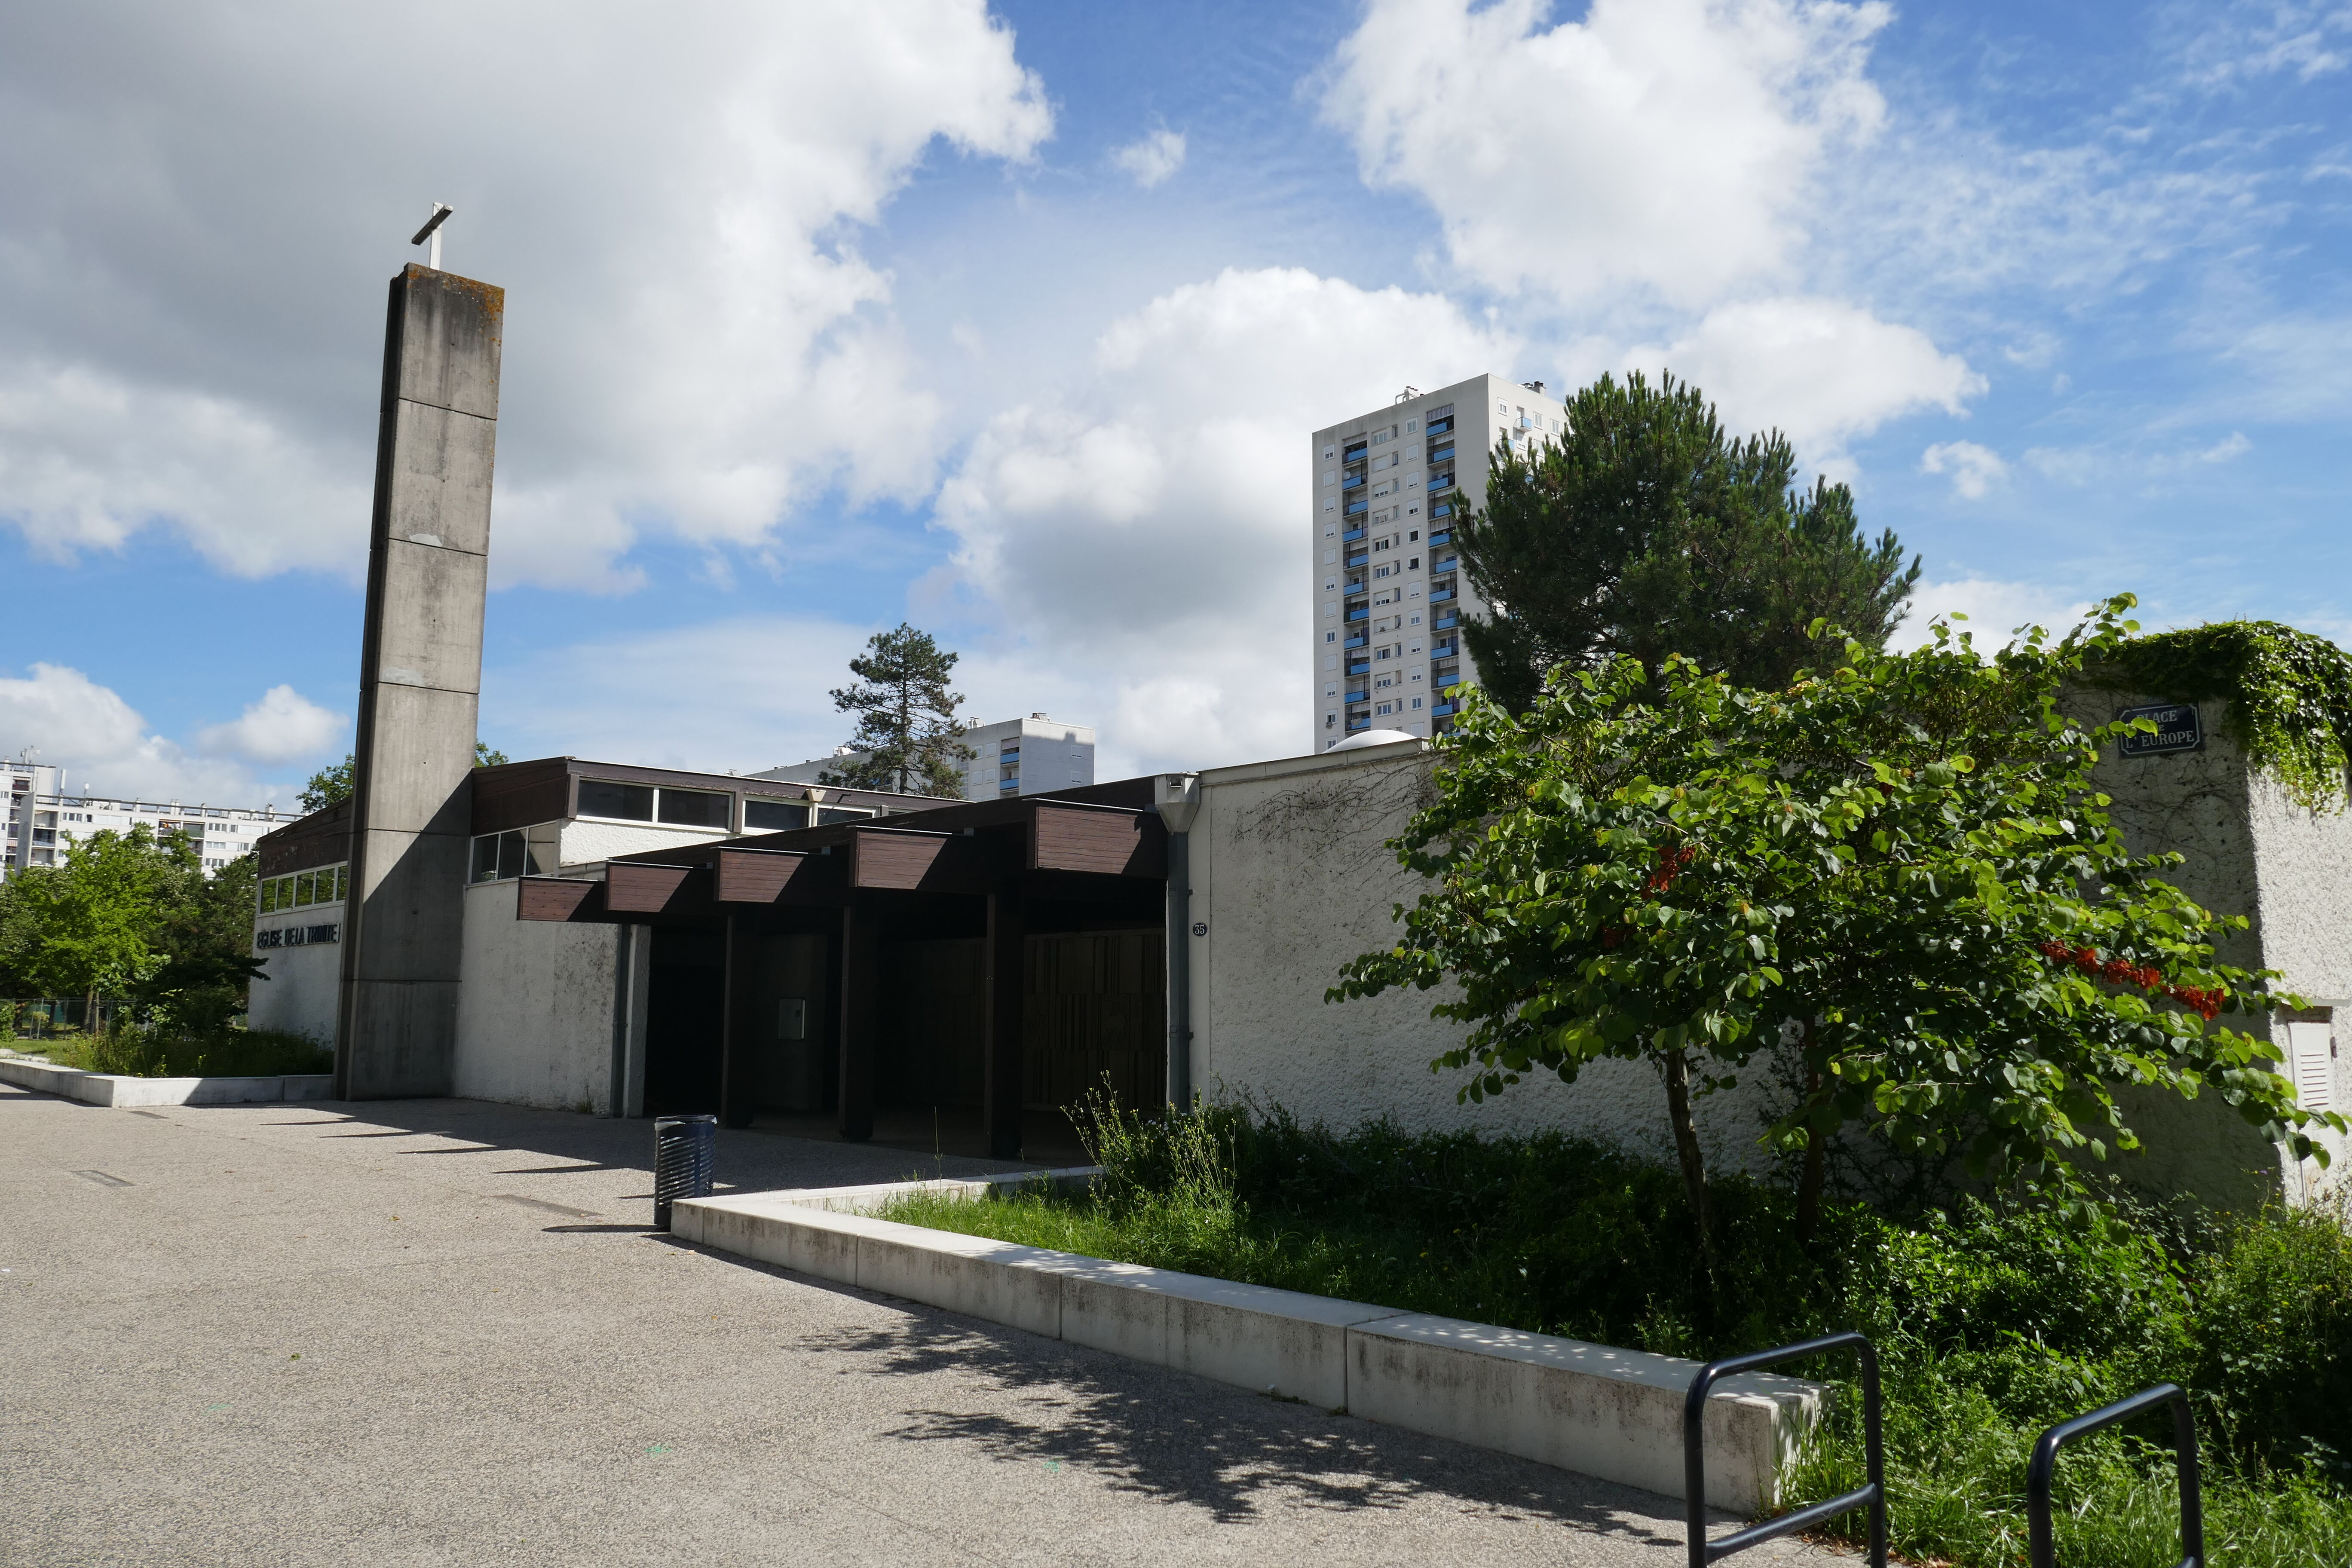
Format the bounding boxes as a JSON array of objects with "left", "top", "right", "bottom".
[{"left": 1309, "top": 373, "right": 1558, "bottom": 749}]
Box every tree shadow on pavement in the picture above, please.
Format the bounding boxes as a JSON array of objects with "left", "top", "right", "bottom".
[
  {"left": 787, "top": 1285, "right": 1696, "bottom": 1544},
  {"left": 244, "top": 1096, "right": 1038, "bottom": 1192}
]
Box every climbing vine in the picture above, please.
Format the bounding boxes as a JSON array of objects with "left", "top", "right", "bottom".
[{"left": 2092, "top": 619, "right": 2352, "bottom": 813}]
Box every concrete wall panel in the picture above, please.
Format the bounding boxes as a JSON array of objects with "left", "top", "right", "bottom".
[
  {"left": 453, "top": 878, "right": 619, "bottom": 1113},
  {"left": 393, "top": 268, "right": 503, "bottom": 420},
  {"left": 370, "top": 541, "right": 491, "bottom": 693},
  {"left": 1187, "top": 745, "right": 1787, "bottom": 1176},
  {"left": 248, "top": 914, "right": 343, "bottom": 1043},
  {"left": 340, "top": 979, "right": 462, "bottom": 1099},
  {"left": 344, "top": 827, "right": 468, "bottom": 980},
  {"left": 382, "top": 401, "right": 496, "bottom": 553}
]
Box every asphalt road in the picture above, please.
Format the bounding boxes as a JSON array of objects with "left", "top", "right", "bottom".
[{"left": 0, "top": 1083, "right": 1846, "bottom": 1566}]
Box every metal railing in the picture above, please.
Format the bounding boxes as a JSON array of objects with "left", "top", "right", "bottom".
[
  {"left": 1684, "top": 1332, "right": 1885, "bottom": 1568},
  {"left": 2027, "top": 1384, "right": 2203, "bottom": 1568},
  {"left": 7, "top": 998, "right": 132, "bottom": 1040}
]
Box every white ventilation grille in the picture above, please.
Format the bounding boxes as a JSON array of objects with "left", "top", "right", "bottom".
[{"left": 2287, "top": 1020, "right": 2335, "bottom": 1111}]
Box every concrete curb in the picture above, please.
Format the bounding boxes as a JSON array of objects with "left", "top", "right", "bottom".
[
  {"left": 675, "top": 1174, "right": 1822, "bottom": 1512},
  {"left": 0, "top": 1050, "right": 334, "bottom": 1107}
]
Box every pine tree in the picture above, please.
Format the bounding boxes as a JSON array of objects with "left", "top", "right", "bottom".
[
  {"left": 824, "top": 624, "right": 975, "bottom": 797},
  {"left": 1455, "top": 371, "right": 1920, "bottom": 708}
]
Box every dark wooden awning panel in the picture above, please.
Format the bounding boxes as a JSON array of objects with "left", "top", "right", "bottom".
[
  {"left": 715, "top": 847, "right": 836, "bottom": 906},
  {"left": 515, "top": 876, "right": 603, "bottom": 922},
  {"left": 1032, "top": 804, "right": 1165, "bottom": 878},
  {"left": 848, "top": 827, "right": 1007, "bottom": 894},
  {"left": 606, "top": 862, "right": 699, "bottom": 915}
]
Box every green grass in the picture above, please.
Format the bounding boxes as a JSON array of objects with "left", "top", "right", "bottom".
[
  {"left": 22, "top": 1026, "right": 330, "bottom": 1078},
  {"left": 880, "top": 1102, "right": 2352, "bottom": 1568}
]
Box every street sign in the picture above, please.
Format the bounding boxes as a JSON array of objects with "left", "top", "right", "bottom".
[{"left": 2117, "top": 702, "right": 2204, "bottom": 757}]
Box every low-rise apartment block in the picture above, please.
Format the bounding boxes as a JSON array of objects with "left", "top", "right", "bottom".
[
  {"left": 4, "top": 757, "right": 292, "bottom": 879},
  {"left": 753, "top": 713, "right": 1096, "bottom": 802}
]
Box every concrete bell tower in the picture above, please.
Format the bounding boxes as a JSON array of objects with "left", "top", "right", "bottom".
[{"left": 334, "top": 263, "right": 503, "bottom": 1099}]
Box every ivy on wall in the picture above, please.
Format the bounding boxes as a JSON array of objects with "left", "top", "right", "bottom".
[{"left": 2092, "top": 620, "right": 2352, "bottom": 812}]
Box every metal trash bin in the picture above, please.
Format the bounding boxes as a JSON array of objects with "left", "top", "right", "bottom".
[{"left": 653, "top": 1113, "right": 717, "bottom": 1231}]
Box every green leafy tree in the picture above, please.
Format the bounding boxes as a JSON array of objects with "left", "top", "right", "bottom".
[
  {"left": 1455, "top": 371, "right": 1920, "bottom": 711},
  {"left": 299, "top": 756, "right": 352, "bottom": 813},
  {"left": 0, "top": 825, "right": 184, "bottom": 1012},
  {"left": 300, "top": 739, "right": 509, "bottom": 812},
  {"left": 824, "top": 623, "right": 975, "bottom": 796},
  {"left": 1331, "top": 597, "right": 2340, "bottom": 1275}
]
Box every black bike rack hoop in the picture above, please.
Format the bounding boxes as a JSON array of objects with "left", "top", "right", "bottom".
[
  {"left": 2026, "top": 1383, "right": 2204, "bottom": 1568},
  {"left": 1683, "top": 1330, "right": 1885, "bottom": 1568}
]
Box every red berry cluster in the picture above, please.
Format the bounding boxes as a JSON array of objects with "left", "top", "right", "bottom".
[
  {"left": 1600, "top": 845, "right": 1694, "bottom": 950},
  {"left": 1645, "top": 844, "right": 1694, "bottom": 894},
  {"left": 2037, "top": 940, "right": 2222, "bottom": 1020}
]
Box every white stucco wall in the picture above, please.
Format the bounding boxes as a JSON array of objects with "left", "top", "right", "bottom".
[
  {"left": 557, "top": 818, "right": 733, "bottom": 868},
  {"left": 1185, "top": 743, "right": 1789, "bottom": 1178},
  {"left": 1186, "top": 719, "right": 2352, "bottom": 1210},
  {"left": 453, "top": 878, "right": 622, "bottom": 1113},
  {"left": 246, "top": 900, "right": 344, "bottom": 1043},
  {"left": 2080, "top": 687, "right": 2352, "bottom": 1206}
]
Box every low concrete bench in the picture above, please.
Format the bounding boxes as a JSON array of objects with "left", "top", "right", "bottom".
[
  {"left": 0, "top": 1050, "right": 333, "bottom": 1107},
  {"left": 674, "top": 1174, "right": 1825, "bottom": 1511}
]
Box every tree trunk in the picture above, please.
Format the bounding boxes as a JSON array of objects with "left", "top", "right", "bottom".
[
  {"left": 1795, "top": 1079, "right": 1828, "bottom": 1247},
  {"left": 1661, "top": 1046, "right": 1717, "bottom": 1289},
  {"left": 1794, "top": 1021, "right": 1827, "bottom": 1248}
]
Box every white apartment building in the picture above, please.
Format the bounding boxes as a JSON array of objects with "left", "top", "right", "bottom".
[
  {"left": 753, "top": 713, "right": 1096, "bottom": 802},
  {"left": 3, "top": 756, "right": 294, "bottom": 879},
  {"left": 1310, "top": 373, "right": 1559, "bottom": 749}
]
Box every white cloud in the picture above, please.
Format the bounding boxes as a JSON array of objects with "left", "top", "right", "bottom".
[
  {"left": 1322, "top": 0, "right": 1890, "bottom": 308},
  {"left": 2174, "top": 2, "right": 2352, "bottom": 88},
  {"left": 1920, "top": 440, "right": 2008, "bottom": 499},
  {"left": 194, "top": 686, "right": 346, "bottom": 766},
  {"left": 0, "top": 665, "right": 311, "bottom": 804},
  {"left": 2024, "top": 429, "right": 2254, "bottom": 487},
  {"left": 0, "top": 364, "right": 367, "bottom": 574},
  {"left": 482, "top": 614, "right": 1151, "bottom": 779},
  {"left": 1888, "top": 578, "right": 2095, "bottom": 653},
  {"left": 1111, "top": 128, "right": 1187, "bottom": 188},
  {"left": 931, "top": 266, "right": 1519, "bottom": 772},
  {"left": 0, "top": 1, "right": 1051, "bottom": 587},
  {"left": 1629, "top": 296, "right": 1985, "bottom": 461}
]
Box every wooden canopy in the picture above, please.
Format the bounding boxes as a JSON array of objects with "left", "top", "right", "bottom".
[
  {"left": 514, "top": 793, "right": 1165, "bottom": 927},
  {"left": 513, "top": 789, "right": 1170, "bottom": 1158}
]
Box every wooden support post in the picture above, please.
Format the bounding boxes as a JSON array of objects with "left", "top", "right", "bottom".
[
  {"left": 837, "top": 897, "right": 878, "bottom": 1142},
  {"left": 983, "top": 882, "right": 1026, "bottom": 1161},
  {"left": 720, "top": 913, "right": 757, "bottom": 1129}
]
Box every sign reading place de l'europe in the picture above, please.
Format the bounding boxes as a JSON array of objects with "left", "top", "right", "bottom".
[{"left": 2117, "top": 701, "right": 2205, "bottom": 758}]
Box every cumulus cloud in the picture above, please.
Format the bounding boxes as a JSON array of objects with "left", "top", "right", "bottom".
[
  {"left": 1322, "top": 0, "right": 1889, "bottom": 308},
  {"left": 1111, "top": 128, "right": 1187, "bottom": 188},
  {"left": 0, "top": 1, "right": 1051, "bottom": 587},
  {"left": 1628, "top": 296, "right": 1984, "bottom": 461},
  {"left": 481, "top": 613, "right": 1130, "bottom": 778},
  {"left": 0, "top": 665, "right": 312, "bottom": 804},
  {"left": 931, "top": 266, "right": 1519, "bottom": 771},
  {"left": 1889, "top": 578, "right": 2096, "bottom": 653},
  {"left": 194, "top": 685, "right": 346, "bottom": 765},
  {"left": 1920, "top": 440, "right": 2008, "bottom": 499}
]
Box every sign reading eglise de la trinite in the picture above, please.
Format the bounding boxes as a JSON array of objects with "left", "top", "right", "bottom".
[{"left": 2117, "top": 702, "right": 2204, "bottom": 758}]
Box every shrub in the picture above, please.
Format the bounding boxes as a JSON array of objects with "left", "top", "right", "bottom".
[
  {"left": 33, "top": 1024, "right": 330, "bottom": 1078},
  {"left": 886, "top": 1105, "right": 2352, "bottom": 1567}
]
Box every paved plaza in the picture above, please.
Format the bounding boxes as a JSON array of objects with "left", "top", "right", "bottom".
[{"left": 0, "top": 1082, "right": 1843, "bottom": 1566}]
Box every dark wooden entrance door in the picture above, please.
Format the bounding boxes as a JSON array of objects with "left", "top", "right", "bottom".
[{"left": 644, "top": 925, "right": 725, "bottom": 1116}]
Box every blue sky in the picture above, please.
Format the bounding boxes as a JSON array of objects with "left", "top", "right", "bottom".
[{"left": 0, "top": 0, "right": 2345, "bottom": 805}]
